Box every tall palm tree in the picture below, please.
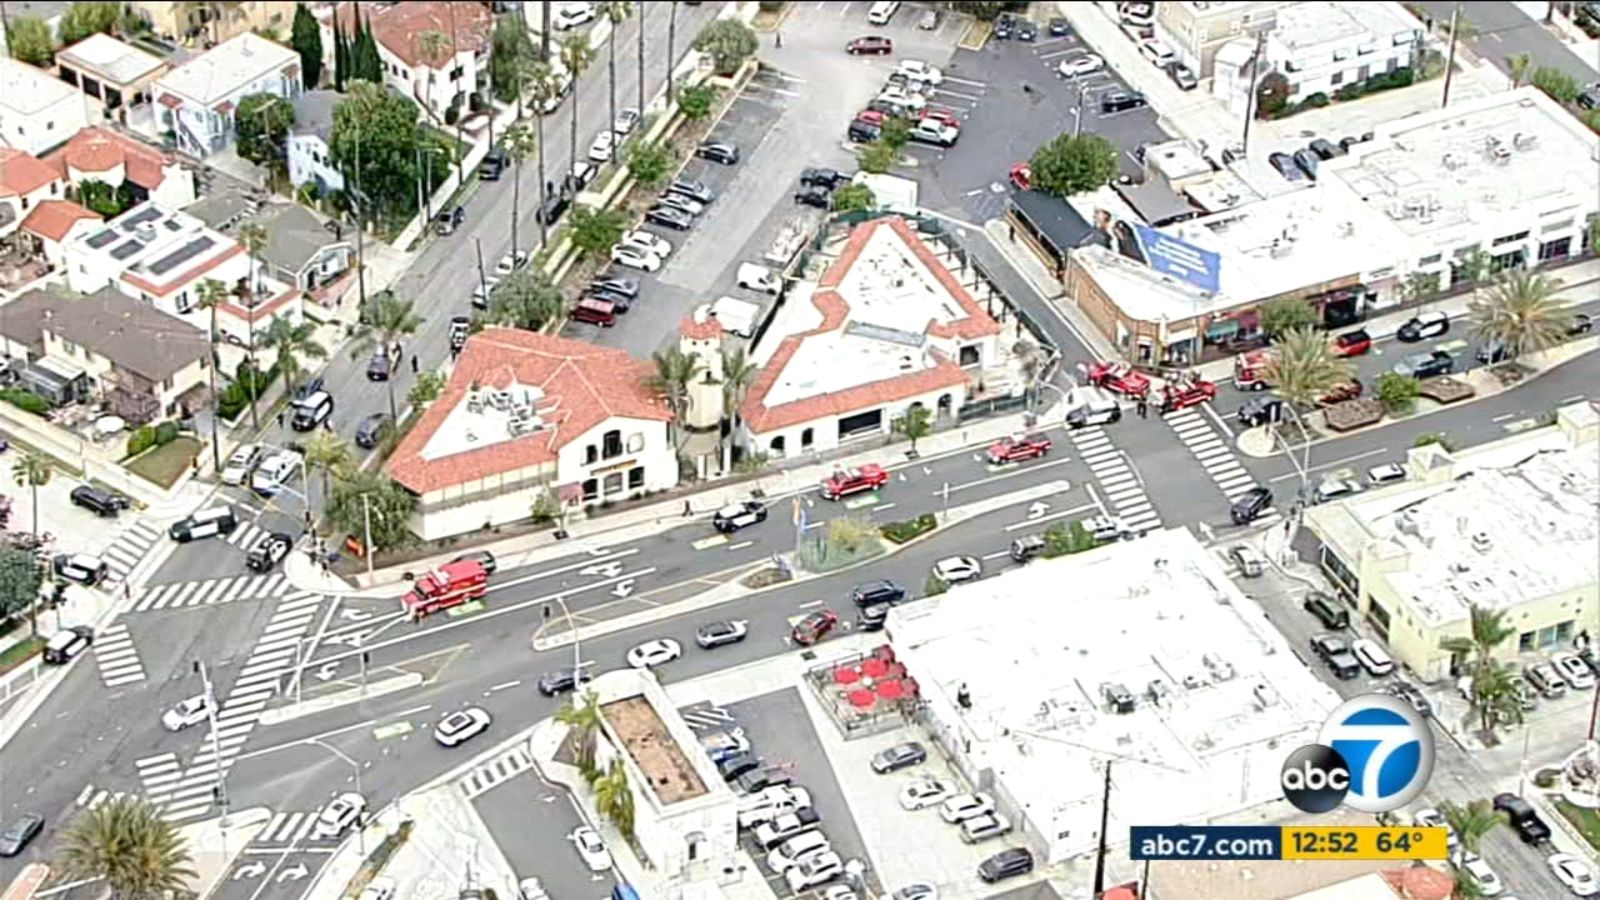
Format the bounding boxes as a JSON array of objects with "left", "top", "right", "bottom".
[
  {"left": 1443, "top": 604, "right": 1519, "bottom": 739},
  {"left": 601, "top": 2, "right": 633, "bottom": 158},
  {"left": 666, "top": 3, "right": 678, "bottom": 100},
  {"left": 1464, "top": 660, "right": 1526, "bottom": 737},
  {"left": 349, "top": 291, "right": 422, "bottom": 421},
  {"left": 1440, "top": 799, "right": 1505, "bottom": 855},
  {"left": 555, "top": 690, "right": 603, "bottom": 770},
  {"left": 504, "top": 121, "right": 538, "bottom": 258},
  {"left": 1468, "top": 269, "right": 1568, "bottom": 366},
  {"left": 1263, "top": 326, "right": 1353, "bottom": 418},
  {"left": 416, "top": 30, "right": 453, "bottom": 122},
  {"left": 635, "top": 0, "right": 646, "bottom": 117},
  {"left": 560, "top": 35, "right": 597, "bottom": 181},
  {"left": 719, "top": 347, "right": 758, "bottom": 469},
  {"left": 197, "top": 277, "right": 231, "bottom": 469},
  {"left": 1506, "top": 51, "right": 1533, "bottom": 88},
  {"left": 526, "top": 63, "right": 560, "bottom": 248},
  {"left": 11, "top": 452, "right": 51, "bottom": 635},
  {"left": 646, "top": 348, "right": 704, "bottom": 449},
  {"left": 302, "top": 429, "right": 352, "bottom": 515},
  {"left": 59, "top": 796, "right": 196, "bottom": 897},
  {"left": 236, "top": 221, "right": 269, "bottom": 430},
  {"left": 594, "top": 757, "right": 636, "bottom": 839},
  {"left": 263, "top": 317, "right": 326, "bottom": 400}
]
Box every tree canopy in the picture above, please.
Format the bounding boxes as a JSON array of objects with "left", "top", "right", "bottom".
[
  {"left": 1028, "top": 133, "right": 1117, "bottom": 197},
  {"left": 692, "top": 20, "right": 759, "bottom": 76},
  {"left": 490, "top": 15, "right": 537, "bottom": 103},
  {"left": 328, "top": 471, "right": 417, "bottom": 553},
  {"left": 331, "top": 81, "right": 422, "bottom": 218},
  {"left": 486, "top": 268, "right": 564, "bottom": 332},
  {"left": 291, "top": 3, "right": 324, "bottom": 89},
  {"left": 58, "top": 2, "right": 120, "bottom": 46},
  {"left": 1260, "top": 295, "right": 1316, "bottom": 338},
  {"left": 235, "top": 94, "right": 295, "bottom": 165},
  {"left": 6, "top": 16, "right": 54, "bottom": 68},
  {"left": 569, "top": 206, "right": 627, "bottom": 258},
  {"left": 0, "top": 547, "right": 42, "bottom": 622}
]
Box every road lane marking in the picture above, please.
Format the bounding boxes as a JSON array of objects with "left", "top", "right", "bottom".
[
  {"left": 1003, "top": 502, "right": 1099, "bottom": 532},
  {"left": 693, "top": 535, "right": 729, "bottom": 550},
  {"left": 488, "top": 680, "right": 521, "bottom": 693},
  {"left": 980, "top": 551, "right": 1010, "bottom": 561},
  {"left": 937, "top": 457, "right": 1073, "bottom": 496},
  {"left": 727, "top": 541, "right": 754, "bottom": 551},
  {"left": 1265, "top": 447, "right": 1389, "bottom": 484}
]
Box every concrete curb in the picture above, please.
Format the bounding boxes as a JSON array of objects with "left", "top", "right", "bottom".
[
  {"left": 257, "top": 673, "right": 424, "bottom": 727},
  {"left": 185, "top": 807, "right": 272, "bottom": 900}
]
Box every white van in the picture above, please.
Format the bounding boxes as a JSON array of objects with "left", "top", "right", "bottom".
[
  {"left": 867, "top": 1, "right": 900, "bottom": 25},
  {"left": 1351, "top": 639, "right": 1395, "bottom": 677}
]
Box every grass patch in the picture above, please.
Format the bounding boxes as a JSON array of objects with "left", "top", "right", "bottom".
[
  {"left": 797, "top": 537, "right": 885, "bottom": 573},
  {"left": 125, "top": 435, "right": 202, "bottom": 488},
  {"left": 881, "top": 514, "right": 937, "bottom": 545},
  {"left": 0, "top": 636, "right": 45, "bottom": 674},
  {"left": 1558, "top": 800, "right": 1600, "bottom": 852},
  {"left": 343, "top": 819, "right": 414, "bottom": 899}
]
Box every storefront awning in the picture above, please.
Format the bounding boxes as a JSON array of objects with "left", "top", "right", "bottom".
[{"left": 1205, "top": 319, "right": 1239, "bottom": 340}]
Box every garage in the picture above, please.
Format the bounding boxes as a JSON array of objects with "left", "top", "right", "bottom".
[{"left": 837, "top": 409, "right": 883, "bottom": 439}]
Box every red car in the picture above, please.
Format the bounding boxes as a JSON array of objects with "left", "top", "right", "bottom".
[
  {"left": 921, "top": 109, "right": 960, "bottom": 128},
  {"left": 1332, "top": 329, "right": 1372, "bottom": 357},
  {"left": 792, "top": 608, "right": 839, "bottom": 646},
  {"left": 855, "top": 109, "right": 887, "bottom": 126},
  {"left": 987, "top": 433, "right": 1053, "bottom": 464},
  {"left": 1159, "top": 377, "right": 1218, "bottom": 412},
  {"left": 1317, "top": 378, "right": 1363, "bottom": 406},
  {"left": 1087, "top": 362, "right": 1151, "bottom": 397},
  {"left": 820, "top": 464, "right": 890, "bottom": 500},
  {"left": 846, "top": 36, "right": 893, "bottom": 55},
  {"left": 1009, "top": 162, "right": 1032, "bottom": 190}
]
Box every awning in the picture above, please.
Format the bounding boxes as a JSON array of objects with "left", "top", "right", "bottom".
[
  {"left": 557, "top": 483, "right": 584, "bottom": 504},
  {"left": 36, "top": 355, "right": 86, "bottom": 382},
  {"left": 1165, "top": 328, "right": 1197, "bottom": 345},
  {"left": 1205, "top": 318, "right": 1239, "bottom": 340}
]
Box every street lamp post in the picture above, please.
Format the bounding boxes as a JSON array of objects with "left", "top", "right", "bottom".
[
  {"left": 194, "top": 661, "right": 230, "bottom": 827},
  {"left": 550, "top": 594, "right": 581, "bottom": 675},
  {"left": 1269, "top": 403, "right": 1316, "bottom": 561}
]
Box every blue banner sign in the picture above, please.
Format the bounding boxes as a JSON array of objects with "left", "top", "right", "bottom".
[{"left": 1131, "top": 223, "right": 1222, "bottom": 294}]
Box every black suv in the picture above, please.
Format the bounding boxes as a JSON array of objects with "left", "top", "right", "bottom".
[
  {"left": 850, "top": 580, "right": 905, "bottom": 607},
  {"left": 978, "top": 848, "right": 1034, "bottom": 883},
  {"left": 70, "top": 485, "right": 127, "bottom": 518},
  {"left": 800, "top": 167, "right": 850, "bottom": 189},
  {"left": 1392, "top": 350, "right": 1453, "bottom": 379},
  {"left": 1237, "top": 397, "right": 1284, "bottom": 428},
  {"left": 1100, "top": 91, "right": 1148, "bottom": 113},
  {"left": 537, "top": 667, "right": 592, "bottom": 696},
  {"left": 479, "top": 148, "right": 508, "bottom": 180},
  {"left": 1229, "top": 487, "right": 1272, "bottom": 525},
  {"left": 848, "top": 119, "right": 881, "bottom": 143}
]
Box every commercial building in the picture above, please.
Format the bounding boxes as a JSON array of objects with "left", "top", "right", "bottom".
[
  {"left": 740, "top": 217, "right": 1005, "bottom": 459},
  {"left": 0, "top": 58, "right": 94, "bottom": 156},
  {"left": 1305, "top": 402, "right": 1599, "bottom": 682},
  {"left": 286, "top": 90, "right": 344, "bottom": 194},
  {"left": 1062, "top": 87, "right": 1600, "bottom": 367},
  {"left": 151, "top": 32, "right": 301, "bottom": 158},
  {"left": 46, "top": 126, "right": 197, "bottom": 211},
  {"left": 55, "top": 33, "right": 170, "bottom": 122},
  {"left": 128, "top": 1, "right": 298, "bottom": 46},
  {"left": 386, "top": 329, "right": 676, "bottom": 540},
  {"left": 1154, "top": 0, "right": 1281, "bottom": 79},
  {"left": 325, "top": 2, "right": 494, "bottom": 121},
  {"left": 886, "top": 527, "right": 1339, "bottom": 864}
]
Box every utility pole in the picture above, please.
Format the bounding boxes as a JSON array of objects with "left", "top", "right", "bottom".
[
  {"left": 474, "top": 237, "right": 489, "bottom": 298},
  {"left": 1441, "top": 3, "right": 1463, "bottom": 109},
  {"left": 361, "top": 493, "right": 376, "bottom": 578},
  {"left": 1091, "top": 759, "right": 1114, "bottom": 897},
  {"left": 1240, "top": 28, "right": 1269, "bottom": 158}
]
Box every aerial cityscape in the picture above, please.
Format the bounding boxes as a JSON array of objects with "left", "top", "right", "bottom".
[{"left": 0, "top": 1, "right": 1596, "bottom": 899}]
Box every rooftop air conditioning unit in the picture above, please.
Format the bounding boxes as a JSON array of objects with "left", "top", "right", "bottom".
[
  {"left": 134, "top": 223, "right": 158, "bottom": 243},
  {"left": 1471, "top": 531, "right": 1492, "bottom": 553}
]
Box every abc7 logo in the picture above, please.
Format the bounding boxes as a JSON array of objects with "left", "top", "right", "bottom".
[{"left": 1281, "top": 694, "right": 1434, "bottom": 814}]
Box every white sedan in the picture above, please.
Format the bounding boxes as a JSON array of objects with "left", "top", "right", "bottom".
[
  {"left": 938, "top": 792, "right": 994, "bottom": 823},
  {"left": 495, "top": 251, "right": 529, "bottom": 276},
  {"left": 1458, "top": 852, "right": 1503, "bottom": 896},
  {"left": 434, "top": 707, "right": 492, "bottom": 747},
  {"left": 588, "top": 130, "right": 615, "bottom": 163},
  {"left": 313, "top": 792, "right": 366, "bottom": 839},
  {"left": 619, "top": 229, "right": 672, "bottom": 258},
  {"left": 161, "top": 694, "right": 210, "bottom": 732},
  {"left": 626, "top": 638, "right": 683, "bottom": 669},
  {"left": 219, "top": 443, "right": 260, "bottom": 486},
  {"left": 898, "top": 776, "right": 957, "bottom": 810},
  {"left": 932, "top": 556, "right": 982, "bottom": 584},
  {"left": 876, "top": 87, "right": 927, "bottom": 112},
  {"left": 570, "top": 825, "right": 612, "bottom": 871},
  {"left": 895, "top": 59, "right": 944, "bottom": 85},
  {"left": 1550, "top": 852, "right": 1600, "bottom": 896},
  {"left": 1058, "top": 53, "right": 1105, "bottom": 78},
  {"left": 610, "top": 245, "right": 663, "bottom": 272}
]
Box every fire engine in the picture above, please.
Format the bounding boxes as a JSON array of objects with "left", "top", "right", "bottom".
[
  {"left": 404, "top": 559, "right": 490, "bottom": 620},
  {"left": 1232, "top": 350, "right": 1274, "bottom": 392},
  {"left": 1159, "top": 375, "right": 1218, "bottom": 412}
]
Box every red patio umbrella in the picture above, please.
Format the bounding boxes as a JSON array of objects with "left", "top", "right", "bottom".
[
  {"left": 847, "top": 689, "right": 875, "bottom": 708},
  {"left": 875, "top": 679, "right": 905, "bottom": 700},
  {"left": 861, "top": 658, "right": 890, "bottom": 679},
  {"left": 832, "top": 666, "right": 861, "bottom": 685}
]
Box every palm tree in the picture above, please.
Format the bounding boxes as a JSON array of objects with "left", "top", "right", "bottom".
[
  {"left": 719, "top": 347, "right": 758, "bottom": 469},
  {"left": 1464, "top": 660, "right": 1526, "bottom": 737},
  {"left": 263, "top": 317, "right": 326, "bottom": 400},
  {"left": 525, "top": 63, "right": 560, "bottom": 248},
  {"left": 11, "top": 452, "right": 51, "bottom": 635},
  {"left": 349, "top": 291, "right": 422, "bottom": 421},
  {"left": 1468, "top": 269, "right": 1568, "bottom": 366},
  {"left": 237, "top": 221, "right": 269, "bottom": 430},
  {"left": 59, "top": 796, "right": 196, "bottom": 897},
  {"left": 635, "top": 0, "right": 646, "bottom": 117},
  {"left": 601, "top": 2, "right": 633, "bottom": 158},
  {"left": 196, "top": 277, "right": 230, "bottom": 468},
  {"left": 504, "top": 121, "right": 538, "bottom": 258},
  {"left": 1440, "top": 799, "right": 1505, "bottom": 855},
  {"left": 1506, "top": 51, "right": 1533, "bottom": 88},
  {"left": 1263, "top": 326, "right": 1353, "bottom": 419},
  {"left": 1442, "top": 604, "right": 1518, "bottom": 738},
  {"left": 302, "top": 429, "right": 352, "bottom": 514},
  {"left": 594, "top": 757, "right": 635, "bottom": 839},
  {"left": 560, "top": 35, "right": 597, "bottom": 182},
  {"left": 555, "top": 690, "right": 603, "bottom": 770},
  {"left": 646, "top": 348, "right": 704, "bottom": 449}
]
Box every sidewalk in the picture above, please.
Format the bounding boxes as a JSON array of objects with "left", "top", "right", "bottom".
[{"left": 0, "top": 578, "right": 124, "bottom": 752}]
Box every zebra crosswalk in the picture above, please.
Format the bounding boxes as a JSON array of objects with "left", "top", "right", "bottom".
[
  {"left": 459, "top": 746, "right": 535, "bottom": 800},
  {"left": 132, "top": 573, "right": 305, "bottom": 613},
  {"left": 1067, "top": 425, "right": 1162, "bottom": 534},
  {"left": 1163, "top": 408, "right": 1281, "bottom": 527},
  {"left": 76, "top": 785, "right": 136, "bottom": 810},
  {"left": 142, "top": 593, "right": 324, "bottom": 822},
  {"left": 225, "top": 520, "right": 275, "bottom": 551},
  {"left": 101, "top": 520, "right": 162, "bottom": 582},
  {"left": 94, "top": 623, "right": 146, "bottom": 688},
  {"left": 680, "top": 704, "right": 737, "bottom": 731},
  {"left": 255, "top": 808, "right": 332, "bottom": 845}
]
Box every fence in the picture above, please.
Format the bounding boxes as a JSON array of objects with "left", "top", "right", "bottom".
[{"left": 0, "top": 403, "right": 182, "bottom": 507}]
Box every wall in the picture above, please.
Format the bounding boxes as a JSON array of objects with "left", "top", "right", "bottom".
[
  {"left": 0, "top": 84, "right": 92, "bottom": 156},
  {"left": 555, "top": 416, "right": 677, "bottom": 503},
  {"left": 287, "top": 132, "right": 345, "bottom": 192},
  {"left": 0, "top": 401, "right": 179, "bottom": 506},
  {"left": 42, "top": 329, "right": 208, "bottom": 419},
  {"left": 750, "top": 383, "right": 966, "bottom": 460}
]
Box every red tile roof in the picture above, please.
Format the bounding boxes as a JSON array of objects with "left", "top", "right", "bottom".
[
  {"left": 740, "top": 217, "right": 998, "bottom": 434},
  {"left": 46, "top": 127, "right": 175, "bottom": 191},
  {"left": 387, "top": 329, "right": 672, "bottom": 494},
  {"left": 332, "top": 2, "right": 494, "bottom": 70},
  {"left": 20, "top": 199, "right": 101, "bottom": 243},
  {"left": 679, "top": 313, "right": 723, "bottom": 341},
  {"left": 0, "top": 149, "right": 60, "bottom": 198},
  {"left": 1381, "top": 866, "right": 1452, "bottom": 900}
]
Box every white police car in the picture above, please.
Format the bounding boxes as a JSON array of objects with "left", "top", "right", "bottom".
[{"left": 712, "top": 501, "right": 767, "bottom": 533}]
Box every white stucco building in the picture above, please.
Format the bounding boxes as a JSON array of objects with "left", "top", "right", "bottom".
[
  {"left": 151, "top": 32, "right": 301, "bottom": 158},
  {"left": 0, "top": 58, "right": 94, "bottom": 156},
  {"left": 386, "top": 329, "right": 677, "bottom": 540},
  {"left": 325, "top": 1, "right": 493, "bottom": 121},
  {"left": 740, "top": 217, "right": 1004, "bottom": 459},
  {"left": 286, "top": 90, "right": 344, "bottom": 194}
]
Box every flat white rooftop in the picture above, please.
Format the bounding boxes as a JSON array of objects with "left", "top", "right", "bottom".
[
  {"left": 57, "top": 33, "right": 166, "bottom": 85},
  {"left": 1271, "top": 1, "right": 1368, "bottom": 53},
  {"left": 889, "top": 528, "right": 1339, "bottom": 861},
  {"left": 156, "top": 32, "right": 297, "bottom": 105},
  {"left": 0, "top": 58, "right": 78, "bottom": 114}
]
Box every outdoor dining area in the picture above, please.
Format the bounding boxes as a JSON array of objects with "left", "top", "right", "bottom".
[{"left": 806, "top": 644, "right": 922, "bottom": 738}]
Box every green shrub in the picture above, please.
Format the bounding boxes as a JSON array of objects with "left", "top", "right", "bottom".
[
  {"left": 1335, "top": 83, "right": 1365, "bottom": 101},
  {"left": 1043, "top": 520, "right": 1098, "bottom": 558},
  {"left": 0, "top": 389, "right": 49, "bottom": 415},
  {"left": 153, "top": 421, "right": 180, "bottom": 445},
  {"left": 924, "top": 572, "right": 948, "bottom": 597},
  {"left": 1304, "top": 92, "right": 1330, "bottom": 108},
  {"left": 880, "top": 513, "right": 937, "bottom": 544},
  {"left": 126, "top": 425, "right": 158, "bottom": 457}
]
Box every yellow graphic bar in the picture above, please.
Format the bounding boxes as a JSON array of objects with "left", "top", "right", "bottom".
[{"left": 1281, "top": 826, "right": 1450, "bottom": 860}]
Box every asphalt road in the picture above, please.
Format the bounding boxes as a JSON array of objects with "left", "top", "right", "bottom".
[{"left": 1413, "top": 0, "right": 1598, "bottom": 83}]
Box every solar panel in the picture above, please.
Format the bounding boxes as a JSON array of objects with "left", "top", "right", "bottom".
[
  {"left": 147, "top": 236, "right": 216, "bottom": 276},
  {"left": 109, "top": 241, "right": 144, "bottom": 261},
  {"left": 86, "top": 230, "right": 119, "bottom": 249},
  {"left": 119, "top": 207, "right": 162, "bottom": 231},
  {"left": 163, "top": 218, "right": 183, "bottom": 231}
]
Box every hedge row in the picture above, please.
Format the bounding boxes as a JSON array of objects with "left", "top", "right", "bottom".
[
  {"left": 218, "top": 363, "right": 280, "bottom": 421},
  {"left": 0, "top": 389, "right": 49, "bottom": 416},
  {"left": 125, "top": 421, "right": 182, "bottom": 458},
  {"left": 881, "top": 513, "right": 937, "bottom": 544}
]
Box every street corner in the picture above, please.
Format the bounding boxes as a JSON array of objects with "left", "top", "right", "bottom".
[
  {"left": 180, "top": 807, "right": 274, "bottom": 896},
  {"left": 1235, "top": 423, "right": 1277, "bottom": 458}
]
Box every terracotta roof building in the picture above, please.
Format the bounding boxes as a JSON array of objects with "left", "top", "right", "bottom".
[
  {"left": 21, "top": 200, "right": 102, "bottom": 266},
  {"left": 386, "top": 329, "right": 676, "bottom": 540},
  {"left": 739, "top": 216, "right": 1003, "bottom": 459},
  {"left": 0, "top": 148, "right": 67, "bottom": 242},
  {"left": 324, "top": 2, "right": 493, "bottom": 120},
  {"left": 45, "top": 127, "right": 196, "bottom": 210}
]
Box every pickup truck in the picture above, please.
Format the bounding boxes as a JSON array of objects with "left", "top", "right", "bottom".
[
  {"left": 909, "top": 118, "right": 960, "bottom": 147},
  {"left": 820, "top": 465, "right": 889, "bottom": 500},
  {"left": 986, "top": 433, "right": 1053, "bottom": 464}
]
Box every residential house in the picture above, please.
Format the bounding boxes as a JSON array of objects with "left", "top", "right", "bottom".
[
  {"left": 129, "top": 1, "right": 298, "bottom": 46},
  {"left": 0, "top": 285, "right": 211, "bottom": 422},
  {"left": 62, "top": 202, "right": 303, "bottom": 353},
  {"left": 287, "top": 90, "right": 344, "bottom": 194},
  {"left": 0, "top": 58, "right": 94, "bottom": 156},
  {"left": 386, "top": 328, "right": 676, "bottom": 540},
  {"left": 325, "top": 2, "right": 494, "bottom": 122},
  {"left": 250, "top": 203, "right": 352, "bottom": 295},
  {"left": 46, "top": 126, "right": 197, "bottom": 210},
  {"left": 0, "top": 149, "right": 68, "bottom": 239},
  {"left": 21, "top": 200, "right": 102, "bottom": 267},
  {"left": 151, "top": 32, "right": 301, "bottom": 158},
  {"left": 56, "top": 33, "right": 171, "bottom": 123}
]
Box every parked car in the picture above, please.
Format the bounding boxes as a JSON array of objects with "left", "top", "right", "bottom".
[
  {"left": 570, "top": 825, "right": 612, "bottom": 872},
  {"left": 1087, "top": 361, "right": 1151, "bottom": 397},
  {"left": 850, "top": 580, "right": 905, "bottom": 607},
  {"left": 53, "top": 553, "right": 108, "bottom": 586},
  {"left": 696, "top": 141, "right": 740, "bottom": 165},
  {"left": 871, "top": 742, "right": 927, "bottom": 774},
  {"left": 939, "top": 793, "right": 995, "bottom": 823},
  {"left": 610, "top": 245, "right": 663, "bottom": 272},
  {"left": 1309, "top": 138, "right": 1345, "bottom": 160},
  {"left": 986, "top": 433, "right": 1052, "bottom": 464},
  {"left": 1553, "top": 651, "right": 1597, "bottom": 690},
  {"left": 355, "top": 412, "right": 392, "bottom": 449},
  {"left": 753, "top": 808, "right": 821, "bottom": 850},
  {"left": 619, "top": 229, "right": 671, "bottom": 258},
  {"left": 1367, "top": 463, "right": 1407, "bottom": 486},
  {"left": 931, "top": 556, "right": 982, "bottom": 584},
  {"left": 1456, "top": 852, "right": 1502, "bottom": 896},
  {"left": 1392, "top": 350, "right": 1454, "bottom": 379},
  {"left": 1568, "top": 313, "right": 1593, "bottom": 335},
  {"left": 977, "top": 848, "right": 1034, "bottom": 883},
  {"left": 551, "top": 2, "right": 597, "bottom": 29},
  {"left": 612, "top": 107, "right": 641, "bottom": 136},
  {"left": 1100, "top": 91, "right": 1148, "bottom": 113},
  {"left": 848, "top": 118, "right": 882, "bottom": 143},
  {"left": 668, "top": 177, "right": 715, "bottom": 204},
  {"left": 43, "top": 626, "right": 93, "bottom": 664},
  {"left": 1548, "top": 852, "right": 1599, "bottom": 895},
  {"left": 645, "top": 205, "right": 694, "bottom": 231},
  {"left": 1397, "top": 310, "right": 1450, "bottom": 342},
  {"left": 251, "top": 452, "right": 299, "bottom": 496},
  {"left": 219, "top": 444, "right": 262, "bottom": 486},
  {"left": 960, "top": 813, "right": 1012, "bottom": 843},
  {"left": 895, "top": 59, "right": 943, "bottom": 84},
  {"left": 1166, "top": 61, "right": 1198, "bottom": 90},
  {"left": 846, "top": 35, "right": 894, "bottom": 55},
  {"left": 0, "top": 813, "right": 43, "bottom": 857},
  {"left": 655, "top": 192, "right": 705, "bottom": 217},
  {"left": 1314, "top": 478, "right": 1363, "bottom": 504},
  {"left": 821, "top": 465, "right": 889, "bottom": 499},
  {"left": 1351, "top": 639, "right": 1396, "bottom": 677},
  {"left": 898, "top": 776, "right": 957, "bottom": 811},
  {"left": 1292, "top": 148, "right": 1320, "bottom": 180},
  {"left": 536, "top": 666, "right": 592, "bottom": 696},
  {"left": 1268, "top": 152, "right": 1306, "bottom": 182},
  {"left": 588, "top": 130, "right": 615, "bottom": 163},
  {"left": 1057, "top": 53, "right": 1105, "bottom": 78},
  {"left": 794, "top": 186, "right": 832, "bottom": 209},
  {"left": 1237, "top": 396, "right": 1284, "bottom": 428},
  {"left": 695, "top": 619, "right": 749, "bottom": 649},
  {"left": 1332, "top": 328, "right": 1372, "bottom": 357},
  {"left": 791, "top": 609, "right": 839, "bottom": 646},
  {"left": 435, "top": 205, "right": 465, "bottom": 235},
  {"left": 1303, "top": 591, "right": 1350, "bottom": 629}
]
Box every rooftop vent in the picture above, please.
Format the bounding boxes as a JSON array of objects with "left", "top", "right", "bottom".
[
  {"left": 134, "top": 223, "right": 158, "bottom": 244},
  {"left": 1471, "top": 531, "right": 1492, "bottom": 553}
]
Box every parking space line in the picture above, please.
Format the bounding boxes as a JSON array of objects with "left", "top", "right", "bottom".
[{"left": 943, "top": 75, "right": 987, "bottom": 88}]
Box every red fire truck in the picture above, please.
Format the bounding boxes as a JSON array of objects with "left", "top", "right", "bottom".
[
  {"left": 1232, "top": 350, "right": 1274, "bottom": 392},
  {"left": 403, "top": 559, "right": 490, "bottom": 620}
]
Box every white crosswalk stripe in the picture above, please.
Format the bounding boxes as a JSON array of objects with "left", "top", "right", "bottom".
[
  {"left": 1066, "top": 426, "right": 1164, "bottom": 534},
  {"left": 101, "top": 521, "right": 162, "bottom": 580},
  {"left": 459, "top": 746, "right": 536, "bottom": 800},
  {"left": 79, "top": 788, "right": 135, "bottom": 810},
  {"left": 146, "top": 594, "right": 324, "bottom": 822},
  {"left": 680, "top": 705, "right": 737, "bottom": 730},
  {"left": 131, "top": 573, "right": 302, "bottom": 613},
  {"left": 255, "top": 809, "right": 325, "bottom": 844},
  {"left": 1163, "top": 409, "right": 1282, "bottom": 527},
  {"left": 94, "top": 623, "right": 146, "bottom": 688},
  {"left": 227, "top": 521, "right": 270, "bottom": 548}
]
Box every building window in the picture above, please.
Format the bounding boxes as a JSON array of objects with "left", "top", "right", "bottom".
[
  {"left": 1520, "top": 631, "right": 1536, "bottom": 652},
  {"left": 1538, "top": 238, "right": 1572, "bottom": 261},
  {"left": 603, "top": 472, "right": 623, "bottom": 495},
  {"left": 602, "top": 429, "right": 622, "bottom": 459},
  {"left": 62, "top": 339, "right": 79, "bottom": 355},
  {"left": 1418, "top": 253, "right": 1442, "bottom": 266},
  {"left": 1452, "top": 244, "right": 1481, "bottom": 259},
  {"left": 770, "top": 436, "right": 786, "bottom": 456},
  {"left": 581, "top": 478, "right": 598, "bottom": 501},
  {"left": 801, "top": 427, "right": 814, "bottom": 450},
  {"left": 1492, "top": 231, "right": 1529, "bottom": 246},
  {"left": 627, "top": 467, "right": 644, "bottom": 489},
  {"left": 1331, "top": 71, "right": 1343, "bottom": 86},
  {"left": 1333, "top": 48, "right": 1350, "bottom": 61},
  {"left": 626, "top": 433, "right": 644, "bottom": 453},
  {"left": 585, "top": 445, "right": 598, "bottom": 465}
]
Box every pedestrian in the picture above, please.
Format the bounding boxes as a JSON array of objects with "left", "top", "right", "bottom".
[
  {"left": 122, "top": 583, "right": 131, "bottom": 603},
  {"left": 775, "top": 30, "right": 782, "bottom": 48},
  {"left": 277, "top": 410, "right": 285, "bottom": 429},
  {"left": 410, "top": 354, "right": 419, "bottom": 374},
  {"left": 1136, "top": 397, "right": 1147, "bottom": 418},
  {"left": 682, "top": 500, "right": 692, "bottom": 518}
]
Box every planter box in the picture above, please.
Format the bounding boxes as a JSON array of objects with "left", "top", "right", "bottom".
[
  {"left": 1417, "top": 377, "right": 1475, "bottom": 404},
  {"left": 1324, "top": 398, "right": 1385, "bottom": 432}
]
